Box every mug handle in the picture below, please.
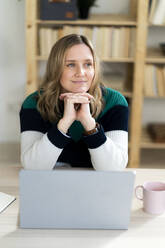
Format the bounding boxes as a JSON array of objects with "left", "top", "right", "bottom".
[{"left": 135, "top": 185, "right": 143, "bottom": 200}]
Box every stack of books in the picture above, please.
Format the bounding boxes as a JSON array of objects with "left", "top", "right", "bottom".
[
  {"left": 39, "top": 26, "right": 136, "bottom": 58},
  {"left": 39, "top": 27, "right": 61, "bottom": 56},
  {"left": 144, "top": 65, "right": 165, "bottom": 97}
]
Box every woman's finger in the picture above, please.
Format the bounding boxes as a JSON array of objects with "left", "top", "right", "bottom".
[
  {"left": 64, "top": 96, "right": 90, "bottom": 104},
  {"left": 59, "top": 92, "right": 73, "bottom": 100},
  {"left": 80, "top": 92, "right": 94, "bottom": 100},
  {"left": 60, "top": 92, "right": 94, "bottom": 100}
]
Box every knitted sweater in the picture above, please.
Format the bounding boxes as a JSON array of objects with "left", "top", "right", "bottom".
[{"left": 19, "top": 87, "right": 129, "bottom": 170}]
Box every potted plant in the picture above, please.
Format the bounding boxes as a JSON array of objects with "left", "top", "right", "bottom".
[{"left": 77, "top": 0, "right": 98, "bottom": 19}]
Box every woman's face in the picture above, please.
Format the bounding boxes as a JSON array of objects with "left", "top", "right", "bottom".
[{"left": 60, "top": 44, "right": 95, "bottom": 93}]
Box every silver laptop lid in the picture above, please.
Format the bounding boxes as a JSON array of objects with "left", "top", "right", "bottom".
[{"left": 19, "top": 169, "right": 135, "bottom": 229}]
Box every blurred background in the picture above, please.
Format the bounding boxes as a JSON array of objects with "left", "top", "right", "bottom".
[{"left": 0, "top": 0, "right": 165, "bottom": 167}]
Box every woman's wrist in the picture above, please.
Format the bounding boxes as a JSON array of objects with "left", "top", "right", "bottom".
[
  {"left": 84, "top": 122, "right": 100, "bottom": 136},
  {"left": 81, "top": 118, "right": 96, "bottom": 132},
  {"left": 57, "top": 118, "right": 73, "bottom": 134}
]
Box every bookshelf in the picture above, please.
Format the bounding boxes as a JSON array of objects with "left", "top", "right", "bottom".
[
  {"left": 25, "top": 0, "right": 151, "bottom": 168},
  {"left": 140, "top": 0, "right": 165, "bottom": 164}
]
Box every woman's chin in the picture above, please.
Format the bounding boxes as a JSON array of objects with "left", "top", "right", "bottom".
[
  {"left": 75, "top": 90, "right": 87, "bottom": 93},
  {"left": 72, "top": 87, "right": 89, "bottom": 93},
  {"left": 61, "top": 86, "right": 89, "bottom": 94}
]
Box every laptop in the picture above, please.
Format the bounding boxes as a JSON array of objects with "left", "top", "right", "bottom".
[{"left": 19, "top": 169, "right": 135, "bottom": 229}]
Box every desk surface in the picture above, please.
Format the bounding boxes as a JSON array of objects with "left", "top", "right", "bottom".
[{"left": 0, "top": 164, "right": 165, "bottom": 248}]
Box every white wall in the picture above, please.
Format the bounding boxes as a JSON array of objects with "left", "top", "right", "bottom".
[
  {"left": 91, "top": 0, "right": 129, "bottom": 14},
  {"left": 0, "top": 0, "right": 25, "bottom": 142},
  {"left": 0, "top": 0, "right": 164, "bottom": 143}
]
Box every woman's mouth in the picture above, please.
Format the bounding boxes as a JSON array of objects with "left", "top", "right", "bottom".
[{"left": 72, "top": 81, "right": 87, "bottom": 84}]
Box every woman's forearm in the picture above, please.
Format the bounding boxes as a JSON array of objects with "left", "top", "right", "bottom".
[
  {"left": 85, "top": 130, "right": 128, "bottom": 171},
  {"left": 21, "top": 125, "right": 71, "bottom": 170},
  {"left": 21, "top": 132, "right": 62, "bottom": 170}
]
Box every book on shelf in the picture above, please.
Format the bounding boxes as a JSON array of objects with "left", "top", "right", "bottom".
[
  {"left": 94, "top": 27, "right": 106, "bottom": 58},
  {"left": 99, "top": 27, "right": 112, "bottom": 59},
  {"left": 156, "top": 66, "right": 165, "bottom": 97},
  {"left": 39, "top": 27, "right": 60, "bottom": 56},
  {"left": 123, "top": 27, "right": 130, "bottom": 58},
  {"left": 149, "top": 0, "right": 165, "bottom": 25},
  {"left": 111, "top": 28, "right": 121, "bottom": 58},
  {"left": 39, "top": 28, "right": 45, "bottom": 56},
  {"left": 110, "top": 27, "right": 134, "bottom": 58},
  {"left": 118, "top": 27, "right": 125, "bottom": 57},
  {"left": 129, "top": 28, "right": 136, "bottom": 58},
  {"left": 99, "top": 27, "right": 114, "bottom": 58},
  {"left": 144, "top": 64, "right": 156, "bottom": 97},
  {"left": 162, "top": 67, "right": 165, "bottom": 95},
  {"left": 81, "top": 26, "right": 93, "bottom": 43},
  {"left": 144, "top": 65, "right": 165, "bottom": 97},
  {"left": 46, "top": 28, "right": 54, "bottom": 55}
]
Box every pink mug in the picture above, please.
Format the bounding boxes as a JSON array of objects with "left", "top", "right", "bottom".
[{"left": 135, "top": 181, "right": 165, "bottom": 215}]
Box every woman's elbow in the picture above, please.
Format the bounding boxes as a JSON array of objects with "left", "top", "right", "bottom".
[
  {"left": 21, "top": 153, "right": 31, "bottom": 170},
  {"left": 92, "top": 153, "right": 128, "bottom": 171}
]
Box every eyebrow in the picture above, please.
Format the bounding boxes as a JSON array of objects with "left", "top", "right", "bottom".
[{"left": 65, "top": 59, "right": 93, "bottom": 62}]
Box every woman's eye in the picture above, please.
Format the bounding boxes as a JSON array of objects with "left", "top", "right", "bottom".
[
  {"left": 85, "top": 63, "right": 92, "bottom": 67},
  {"left": 66, "top": 63, "right": 75, "bottom": 68}
]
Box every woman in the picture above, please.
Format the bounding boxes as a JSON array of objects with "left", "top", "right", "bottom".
[{"left": 20, "top": 34, "right": 128, "bottom": 170}]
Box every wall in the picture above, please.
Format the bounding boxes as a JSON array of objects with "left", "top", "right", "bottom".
[
  {"left": 0, "top": 0, "right": 25, "bottom": 143},
  {"left": 0, "top": 0, "right": 165, "bottom": 145}
]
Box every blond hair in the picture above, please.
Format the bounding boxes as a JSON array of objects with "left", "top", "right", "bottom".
[{"left": 37, "top": 34, "right": 105, "bottom": 123}]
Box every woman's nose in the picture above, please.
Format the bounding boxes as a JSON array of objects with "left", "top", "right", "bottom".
[{"left": 75, "top": 65, "right": 85, "bottom": 76}]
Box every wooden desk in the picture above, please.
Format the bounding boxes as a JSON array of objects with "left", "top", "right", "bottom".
[{"left": 0, "top": 164, "right": 165, "bottom": 248}]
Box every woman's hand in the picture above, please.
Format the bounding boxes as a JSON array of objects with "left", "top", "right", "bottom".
[{"left": 58, "top": 93, "right": 96, "bottom": 133}]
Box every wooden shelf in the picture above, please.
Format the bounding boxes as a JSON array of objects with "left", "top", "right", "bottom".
[
  {"left": 101, "top": 57, "right": 135, "bottom": 63},
  {"left": 26, "top": 0, "right": 152, "bottom": 168},
  {"left": 141, "top": 127, "right": 165, "bottom": 149},
  {"left": 37, "top": 14, "right": 137, "bottom": 26},
  {"left": 143, "top": 95, "right": 165, "bottom": 99},
  {"left": 148, "top": 23, "right": 165, "bottom": 27},
  {"left": 146, "top": 48, "right": 165, "bottom": 63}
]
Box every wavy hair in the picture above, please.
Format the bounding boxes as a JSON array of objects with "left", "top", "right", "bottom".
[{"left": 37, "top": 34, "right": 105, "bottom": 123}]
